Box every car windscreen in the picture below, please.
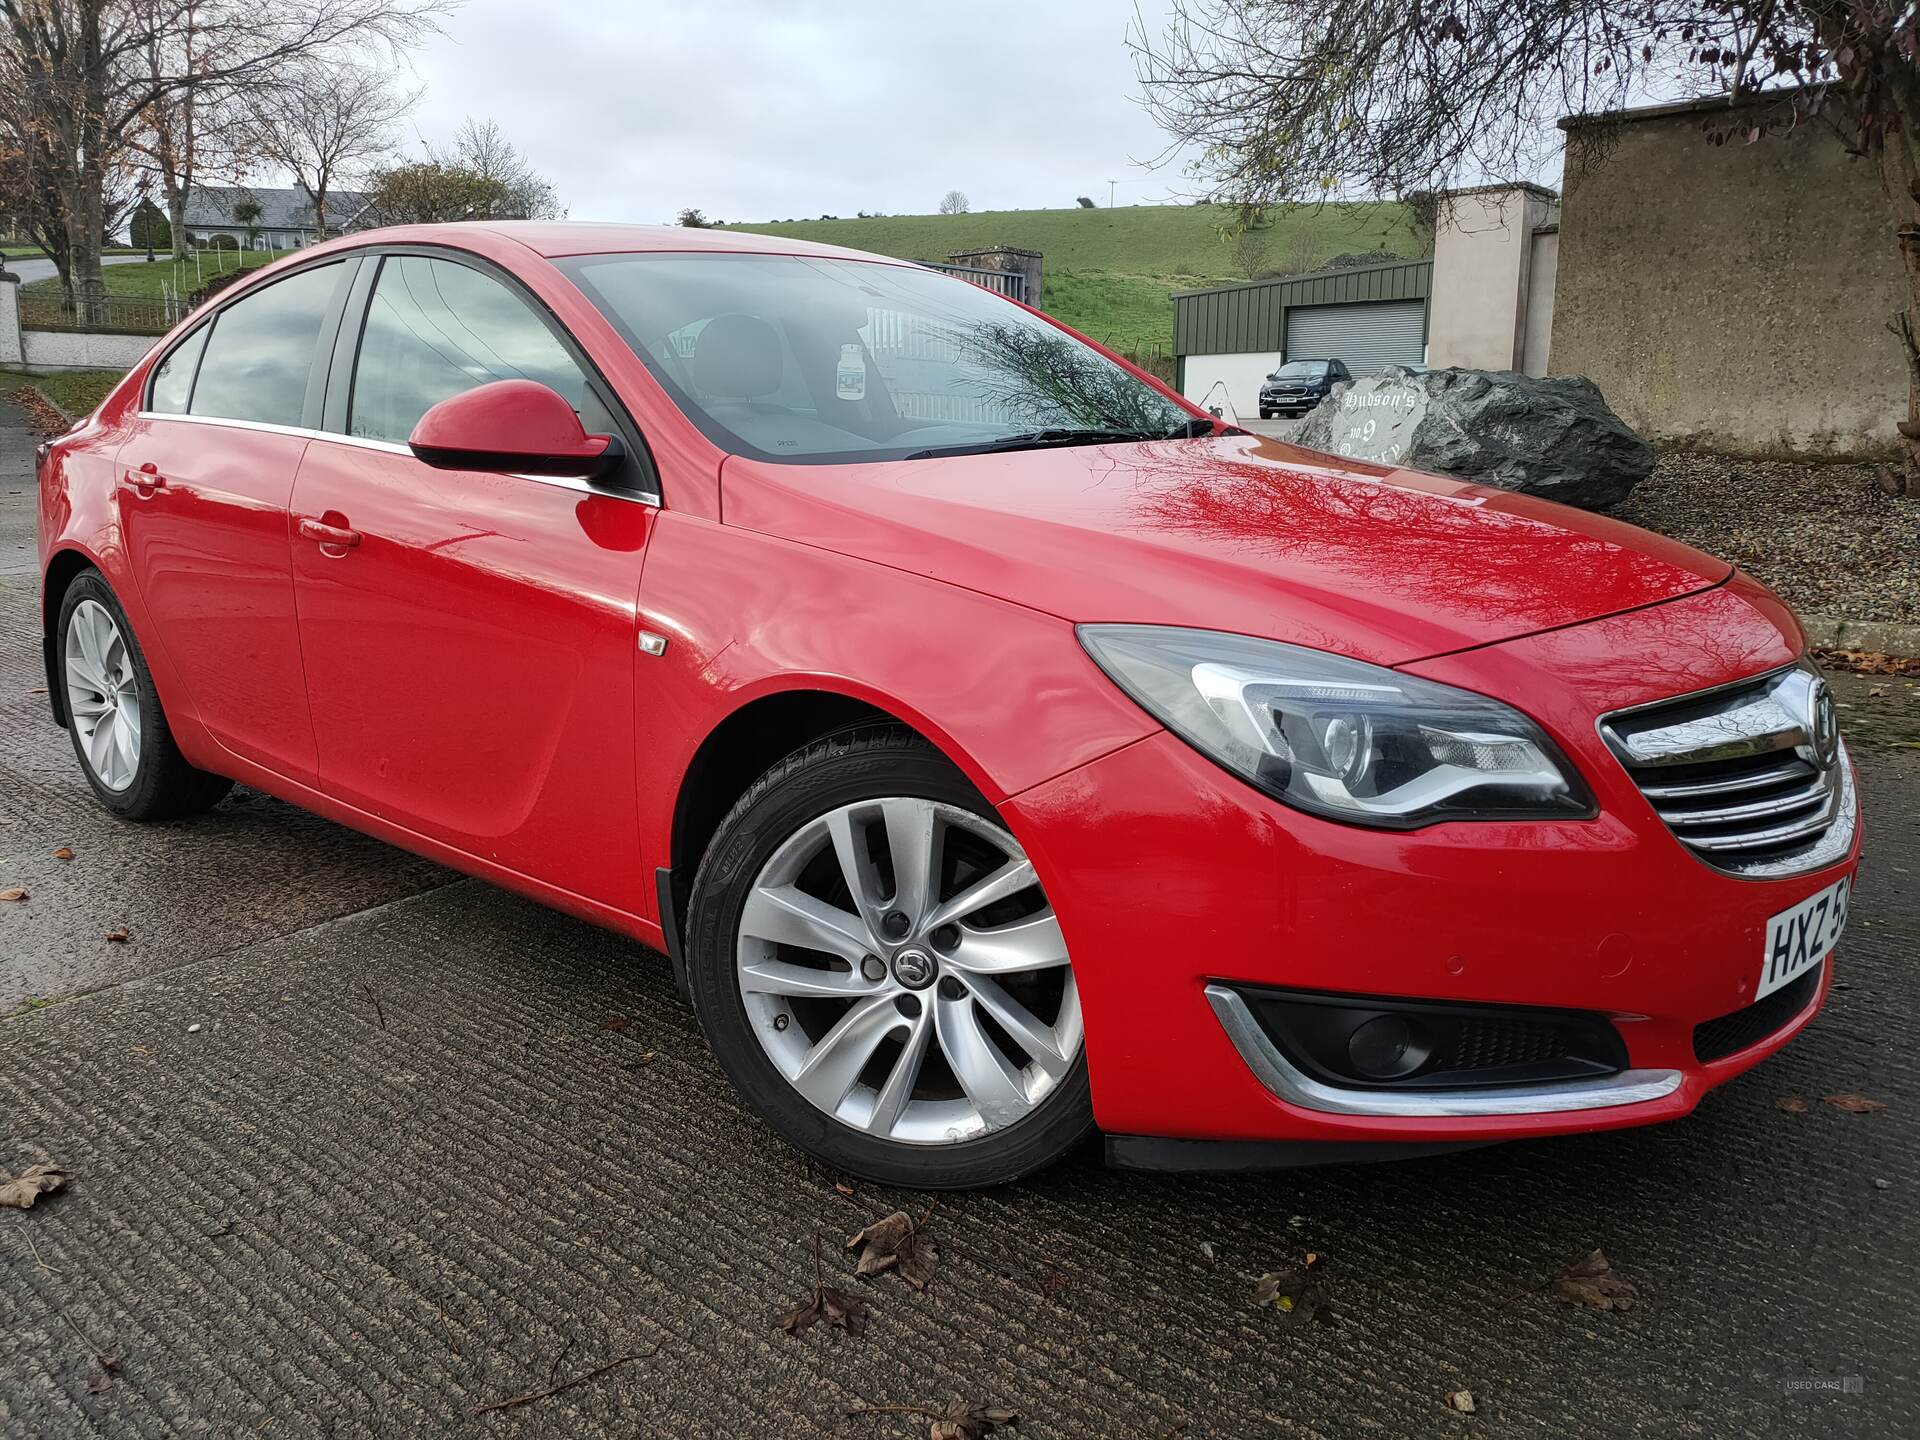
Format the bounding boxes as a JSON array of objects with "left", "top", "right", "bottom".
[
  {"left": 556, "top": 253, "right": 1191, "bottom": 464},
  {"left": 1270, "top": 362, "right": 1330, "bottom": 380}
]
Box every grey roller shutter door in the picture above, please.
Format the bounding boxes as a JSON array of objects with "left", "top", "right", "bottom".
[{"left": 1285, "top": 301, "right": 1427, "bottom": 375}]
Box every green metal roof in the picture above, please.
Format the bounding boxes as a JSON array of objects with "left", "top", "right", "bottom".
[{"left": 1172, "top": 259, "right": 1432, "bottom": 356}]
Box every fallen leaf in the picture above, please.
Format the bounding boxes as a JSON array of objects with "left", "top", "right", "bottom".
[
  {"left": 1868, "top": 685, "right": 1888, "bottom": 698},
  {"left": 105, "top": 927, "right": 129, "bottom": 943},
  {"left": 1305, "top": 1251, "right": 1320, "bottom": 1268},
  {"left": 1252, "top": 1264, "right": 1328, "bottom": 1325},
  {"left": 1554, "top": 1248, "right": 1637, "bottom": 1311},
  {"left": 620, "top": 1050, "right": 658, "bottom": 1070},
  {"left": 52, "top": 847, "right": 74, "bottom": 861},
  {"left": 833, "top": 1180, "right": 856, "bottom": 1197},
  {"left": 0, "top": 888, "right": 26, "bottom": 903},
  {"left": 778, "top": 1236, "right": 870, "bottom": 1338},
  {"left": 1198, "top": 1240, "right": 1216, "bottom": 1263},
  {"left": 1775, "top": 1095, "right": 1810, "bottom": 1113},
  {"left": 0, "top": 1163, "right": 67, "bottom": 1209},
  {"left": 930, "top": 1398, "right": 1020, "bottom": 1440},
  {"left": 848, "top": 1206, "right": 940, "bottom": 1290},
  {"left": 1445, "top": 1389, "right": 1476, "bottom": 1413},
  {"left": 1823, "top": 1093, "right": 1888, "bottom": 1114},
  {"left": 597, "top": 1015, "right": 632, "bottom": 1032}
]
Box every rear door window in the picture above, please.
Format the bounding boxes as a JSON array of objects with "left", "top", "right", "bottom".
[
  {"left": 189, "top": 262, "right": 346, "bottom": 427},
  {"left": 148, "top": 326, "right": 208, "bottom": 413}
]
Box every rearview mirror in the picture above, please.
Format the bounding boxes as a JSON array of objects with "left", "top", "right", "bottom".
[{"left": 408, "top": 379, "right": 623, "bottom": 479}]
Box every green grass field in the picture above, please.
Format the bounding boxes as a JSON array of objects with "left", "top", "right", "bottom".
[
  {"left": 724, "top": 203, "right": 1421, "bottom": 353},
  {"left": 20, "top": 249, "right": 297, "bottom": 301},
  {"left": 0, "top": 367, "right": 127, "bottom": 419}
]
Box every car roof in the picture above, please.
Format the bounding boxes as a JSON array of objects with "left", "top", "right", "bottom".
[{"left": 334, "top": 220, "right": 902, "bottom": 265}]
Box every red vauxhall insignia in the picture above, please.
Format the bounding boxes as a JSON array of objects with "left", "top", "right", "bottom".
[{"left": 36, "top": 224, "right": 1860, "bottom": 1187}]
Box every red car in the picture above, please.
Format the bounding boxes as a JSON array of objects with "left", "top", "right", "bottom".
[{"left": 36, "top": 224, "right": 1859, "bottom": 1188}]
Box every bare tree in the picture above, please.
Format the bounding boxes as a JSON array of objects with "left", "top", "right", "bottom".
[
  {"left": 245, "top": 59, "right": 414, "bottom": 239},
  {"left": 939, "top": 189, "right": 969, "bottom": 215},
  {"left": 361, "top": 119, "right": 563, "bottom": 225},
  {"left": 1133, "top": 1, "right": 1920, "bottom": 483},
  {"left": 445, "top": 116, "right": 561, "bottom": 219},
  {"left": 0, "top": 0, "right": 455, "bottom": 316},
  {"left": 1230, "top": 227, "right": 1268, "bottom": 279}
]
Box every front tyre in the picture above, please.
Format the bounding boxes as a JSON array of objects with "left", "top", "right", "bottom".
[
  {"left": 685, "top": 725, "right": 1092, "bottom": 1189},
  {"left": 57, "top": 570, "right": 232, "bottom": 820}
]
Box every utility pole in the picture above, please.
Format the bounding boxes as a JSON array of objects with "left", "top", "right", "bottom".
[{"left": 1107, "top": 179, "right": 1116, "bottom": 208}]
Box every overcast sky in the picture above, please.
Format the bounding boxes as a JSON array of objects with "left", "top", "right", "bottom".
[{"left": 401, "top": 0, "right": 1191, "bottom": 223}]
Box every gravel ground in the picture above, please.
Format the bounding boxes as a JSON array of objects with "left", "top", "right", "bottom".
[{"left": 1611, "top": 454, "right": 1919, "bottom": 625}]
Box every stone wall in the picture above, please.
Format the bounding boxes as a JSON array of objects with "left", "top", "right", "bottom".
[
  {"left": 1554, "top": 92, "right": 1901, "bottom": 459},
  {"left": 0, "top": 276, "right": 155, "bottom": 373}
]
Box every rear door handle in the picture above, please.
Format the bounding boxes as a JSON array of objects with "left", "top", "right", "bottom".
[
  {"left": 124, "top": 461, "right": 165, "bottom": 498},
  {"left": 298, "top": 517, "right": 361, "bottom": 550}
]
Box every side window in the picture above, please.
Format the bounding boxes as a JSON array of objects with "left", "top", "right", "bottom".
[
  {"left": 189, "top": 262, "right": 345, "bottom": 427},
  {"left": 148, "top": 326, "right": 208, "bottom": 414},
  {"left": 349, "top": 255, "right": 612, "bottom": 444}
]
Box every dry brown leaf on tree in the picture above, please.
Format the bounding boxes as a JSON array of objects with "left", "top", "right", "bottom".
[
  {"left": 1824, "top": 1093, "right": 1888, "bottom": 1114},
  {"left": 848, "top": 1203, "right": 940, "bottom": 1289},
  {"left": 776, "top": 1235, "right": 869, "bottom": 1337},
  {"left": 0, "top": 1163, "right": 68, "bottom": 1209},
  {"left": 1554, "top": 1248, "right": 1637, "bottom": 1311}
]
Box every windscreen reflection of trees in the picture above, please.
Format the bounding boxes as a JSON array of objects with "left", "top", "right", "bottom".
[{"left": 940, "top": 320, "right": 1185, "bottom": 435}]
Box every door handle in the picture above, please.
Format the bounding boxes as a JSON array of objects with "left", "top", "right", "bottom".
[
  {"left": 298, "top": 517, "right": 361, "bottom": 550},
  {"left": 124, "top": 461, "right": 165, "bottom": 498}
]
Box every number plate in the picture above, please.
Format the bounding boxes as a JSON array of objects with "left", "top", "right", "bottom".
[{"left": 1759, "top": 876, "right": 1850, "bottom": 1000}]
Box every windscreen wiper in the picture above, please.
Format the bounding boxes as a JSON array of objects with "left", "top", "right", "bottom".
[{"left": 904, "top": 428, "right": 1165, "bottom": 460}]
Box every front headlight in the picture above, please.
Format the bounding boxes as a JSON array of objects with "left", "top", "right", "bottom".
[{"left": 1078, "top": 625, "right": 1594, "bottom": 829}]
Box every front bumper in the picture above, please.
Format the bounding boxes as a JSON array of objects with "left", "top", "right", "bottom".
[{"left": 1003, "top": 584, "right": 1860, "bottom": 1147}]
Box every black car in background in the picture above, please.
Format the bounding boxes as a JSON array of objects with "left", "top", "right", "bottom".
[{"left": 1259, "top": 358, "right": 1350, "bottom": 419}]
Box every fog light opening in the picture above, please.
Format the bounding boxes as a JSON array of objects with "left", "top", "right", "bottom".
[{"left": 1347, "top": 1014, "right": 1432, "bottom": 1080}]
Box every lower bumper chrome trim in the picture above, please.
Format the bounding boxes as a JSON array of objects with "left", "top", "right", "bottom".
[{"left": 1204, "top": 986, "right": 1684, "bottom": 1118}]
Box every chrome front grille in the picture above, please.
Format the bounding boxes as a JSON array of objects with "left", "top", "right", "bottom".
[{"left": 1600, "top": 663, "right": 1855, "bottom": 878}]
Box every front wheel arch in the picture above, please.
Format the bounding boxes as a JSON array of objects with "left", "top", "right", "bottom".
[{"left": 666, "top": 687, "right": 996, "bottom": 951}]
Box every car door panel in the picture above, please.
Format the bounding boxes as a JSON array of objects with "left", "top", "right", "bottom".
[
  {"left": 289, "top": 443, "right": 654, "bottom": 908},
  {"left": 289, "top": 249, "right": 656, "bottom": 912},
  {"left": 112, "top": 259, "right": 355, "bottom": 784}
]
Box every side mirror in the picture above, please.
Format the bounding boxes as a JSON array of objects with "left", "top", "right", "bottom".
[{"left": 408, "top": 378, "right": 623, "bottom": 479}]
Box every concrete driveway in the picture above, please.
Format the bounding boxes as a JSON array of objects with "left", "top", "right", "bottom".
[{"left": 1, "top": 388, "right": 1916, "bottom": 1437}]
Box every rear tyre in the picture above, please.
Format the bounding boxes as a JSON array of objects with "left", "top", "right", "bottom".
[
  {"left": 684, "top": 724, "right": 1093, "bottom": 1189},
  {"left": 57, "top": 570, "right": 232, "bottom": 820}
]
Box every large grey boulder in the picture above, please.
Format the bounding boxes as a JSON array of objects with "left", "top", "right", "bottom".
[{"left": 1292, "top": 367, "right": 1655, "bottom": 510}]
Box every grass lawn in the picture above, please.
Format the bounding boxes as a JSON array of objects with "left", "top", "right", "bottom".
[
  {"left": 725, "top": 202, "right": 1416, "bottom": 281},
  {"left": 1042, "top": 271, "right": 1187, "bottom": 357},
  {"left": 725, "top": 202, "right": 1420, "bottom": 356},
  {"left": 0, "top": 367, "right": 128, "bottom": 418},
  {"left": 20, "top": 248, "right": 297, "bottom": 301}
]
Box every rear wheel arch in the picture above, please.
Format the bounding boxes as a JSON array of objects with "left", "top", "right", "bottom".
[{"left": 41, "top": 547, "right": 103, "bottom": 726}]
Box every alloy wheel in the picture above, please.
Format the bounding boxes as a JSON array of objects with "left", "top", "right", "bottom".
[
  {"left": 64, "top": 598, "right": 142, "bottom": 792},
  {"left": 735, "top": 797, "right": 1081, "bottom": 1146}
]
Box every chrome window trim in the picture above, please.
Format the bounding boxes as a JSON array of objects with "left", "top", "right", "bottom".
[
  {"left": 1203, "top": 986, "right": 1683, "bottom": 1118},
  {"left": 131, "top": 410, "right": 661, "bottom": 506}
]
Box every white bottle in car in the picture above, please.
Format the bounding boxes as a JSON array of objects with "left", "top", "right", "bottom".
[{"left": 836, "top": 344, "right": 866, "bottom": 401}]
